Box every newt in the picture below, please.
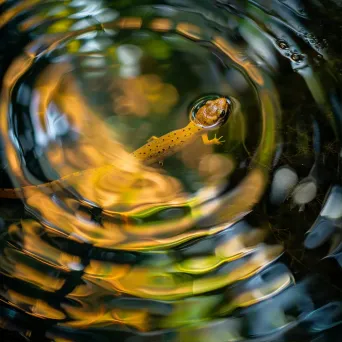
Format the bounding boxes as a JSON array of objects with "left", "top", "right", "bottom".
[
  {"left": 132, "top": 97, "right": 229, "bottom": 164},
  {"left": 0, "top": 98, "right": 229, "bottom": 199}
]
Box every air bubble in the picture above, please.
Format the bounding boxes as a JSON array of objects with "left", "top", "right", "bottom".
[
  {"left": 277, "top": 40, "right": 289, "bottom": 50},
  {"left": 291, "top": 53, "right": 304, "bottom": 62}
]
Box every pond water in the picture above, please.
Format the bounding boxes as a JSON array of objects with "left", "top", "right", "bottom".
[{"left": 0, "top": 0, "right": 341, "bottom": 341}]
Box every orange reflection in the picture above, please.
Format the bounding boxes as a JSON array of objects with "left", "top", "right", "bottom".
[
  {"left": 149, "top": 18, "right": 173, "bottom": 32},
  {"left": 0, "top": 0, "right": 41, "bottom": 29},
  {"left": 176, "top": 22, "right": 203, "bottom": 40},
  {"left": 79, "top": 245, "right": 283, "bottom": 300},
  {"left": 1, "top": 290, "right": 65, "bottom": 320},
  {"left": 198, "top": 154, "right": 235, "bottom": 183},
  {"left": 18, "top": 220, "right": 83, "bottom": 271},
  {"left": 61, "top": 304, "right": 149, "bottom": 331},
  {"left": 0, "top": 249, "right": 66, "bottom": 291},
  {"left": 117, "top": 17, "right": 143, "bottom": 30},
  {"left": 212, "top": 36, "right": 264, "bottom": 86},
  {"left": 19, "top": 15, "right": 45, "bottom": 31},
  {"left": 111, "top": 74, "right": 179, "bottom": 117}
]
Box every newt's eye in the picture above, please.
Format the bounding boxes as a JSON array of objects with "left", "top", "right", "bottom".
[{"left": 219, "top": 110, "right": 226, "bottom": 117}]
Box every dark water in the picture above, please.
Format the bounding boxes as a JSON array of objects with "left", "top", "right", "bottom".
[{"left": 0, "top": 0, "right": 341, "bottom": 341}]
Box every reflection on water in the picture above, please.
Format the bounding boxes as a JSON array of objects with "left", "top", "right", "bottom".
[{"left": 0, "top": 0, "right": 341, "bottom": 341}]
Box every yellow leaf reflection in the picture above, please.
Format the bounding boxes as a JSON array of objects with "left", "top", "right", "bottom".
[
  {"left": 61, "top": 304, "right": 149, "bottom": 331},
  {"left": 1, "top": 290, "right": 65, "bottom": 320}
]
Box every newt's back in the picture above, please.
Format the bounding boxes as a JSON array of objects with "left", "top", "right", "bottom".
[{"left": 132, "top": 122, "right": 202, "bottom": 165}]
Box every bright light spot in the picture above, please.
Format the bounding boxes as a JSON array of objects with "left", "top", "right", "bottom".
[
  {"left": 292, "top": 181, "right": 317, "bottom": 205},
  {"left": 68, "top": 262, "right": 84, "bottom": 271},
  {"left": 119, "top": 65, "right": 141, "bottom": 78},
  {"left": 76, "top": 32, "right": 98, "bottom": 40},
  {"left": 81, "top": 57, "right": 106, "bottom": 68},
  {"left": 69, "top": 2, "right": 102, "bottom": 19},
  {"left": 117, "top": 44, "right": 143, "bottom": 78},
  {"left": 71, "top": 19, "right": 92, "bottom": 31},
  {"left": 117, "top": 44, "right": 143, "bottom": 66},
  {"left": 47, "top": 102, "right": 70, "bottom": 138},
  {"left": 320, "top": 186, "right": 342, "bottom": 219},
  {"left": 79, "top": 40, "right": 102, "bottom": 52},
  {"left": 95, "top": 9, "right": 119, "bottom": 23},
  {"left": 270, "top": 166, "right": 298, "bottom": 205},
  {"left": 70, "top": 0, "right": 97, "bottom": 8}
]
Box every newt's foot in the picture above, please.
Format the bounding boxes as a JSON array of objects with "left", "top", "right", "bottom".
[
  {"left": 202, "top": 133, "right": 225, "bottom": 146},
  {"left": 210, "top": 134, "right": 225, "bottom": 145}
]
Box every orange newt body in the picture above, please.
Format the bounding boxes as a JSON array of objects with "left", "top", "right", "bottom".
[
  {"left": 133, "top": 97, "right": 229, "bottom": 165},
  {"left": 0, "top": 98, "right": 229, "bottom": 198},
  {"left": 132, "top": 122, "right": 203, "bottom": 165}
]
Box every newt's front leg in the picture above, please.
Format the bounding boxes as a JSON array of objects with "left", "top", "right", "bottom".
[{"left": 201, "top": 133, "right": 225, "bottom": 146}]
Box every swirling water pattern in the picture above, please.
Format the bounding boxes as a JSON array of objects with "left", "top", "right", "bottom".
[{"left": 0, "top": 1, "right": 341, "bottom": 341}]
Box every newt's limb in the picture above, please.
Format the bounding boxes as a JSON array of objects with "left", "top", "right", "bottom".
[{"left": 201, "top": 133, "right": 225, "bottom": 146}]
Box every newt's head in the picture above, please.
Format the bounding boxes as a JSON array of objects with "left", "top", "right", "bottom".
[{"left": 195, "top": 97, "right": 229, "bottom": 128}]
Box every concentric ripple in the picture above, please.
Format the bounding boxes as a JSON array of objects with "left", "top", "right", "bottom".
[{"left": 0, "top": 1, "right": 341, "bottom": 341}]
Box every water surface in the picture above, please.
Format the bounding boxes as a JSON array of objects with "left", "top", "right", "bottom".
[{"left": 0, "top": 0, "right": 342, "bottom": 341}]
